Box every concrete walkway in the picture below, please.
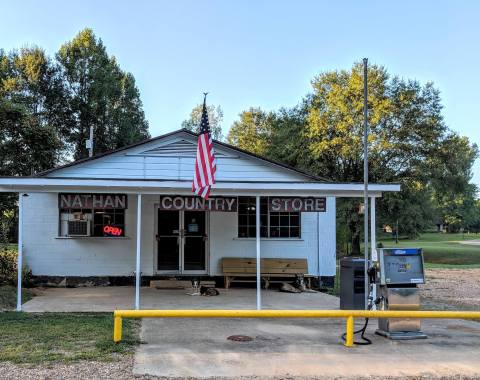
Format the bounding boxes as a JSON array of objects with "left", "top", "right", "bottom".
[
  {"left": 459, "top": 239, "right": 480, "bottom": 245},
  {"left": 22, "top": 286, "right": 339, "bottom": 312}
]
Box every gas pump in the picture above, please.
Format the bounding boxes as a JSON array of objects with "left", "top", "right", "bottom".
[{"left": 375, "top": 248, "right": 427, "bottom": 340}]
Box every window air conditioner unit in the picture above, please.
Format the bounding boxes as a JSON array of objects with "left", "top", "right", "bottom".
[{"left": 67, "top": 220, "right": 91, "bottom": 237}]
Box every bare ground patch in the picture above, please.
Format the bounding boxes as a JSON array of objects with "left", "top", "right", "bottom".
[{"left": 420, "top": 268, "right": 480, "bottom": 311}]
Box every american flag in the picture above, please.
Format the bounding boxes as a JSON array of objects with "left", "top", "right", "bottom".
[{"left": 192, "top": 93, "right": 216, "bottom": 199}]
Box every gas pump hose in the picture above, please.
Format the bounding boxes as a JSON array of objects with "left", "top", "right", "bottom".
[
  {"left": 340, "top": 296, "right": 383, "bottom": 345},
  {"left": 340, "top": 316, "right": 372, "bottom": 345}
]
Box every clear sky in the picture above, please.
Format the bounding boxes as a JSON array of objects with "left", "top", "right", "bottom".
[{"left": 1, "top": 0, "right": 479, "bottom": 184}]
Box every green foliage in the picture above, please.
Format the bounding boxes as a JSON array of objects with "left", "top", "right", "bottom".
[
  {"left": 227, "top": 107, "right": 274, "bottom": 155},
  {"left": 0, "top": 312, "right": 139, "bottom": 363},
  {"left": 0, "top": 246, "right": 31, "bottom": 286},
  {"left": 227, "top": 62, "right": 478, "bottom": 251},
  {"left": 0, "top": 46, "right": 65, "bottom": 175},
  {"left": 181, "top": 103, "right": 223, "bottom": 140},
  {"left": 56, "top": 28, "right": 150, "bottom": 159},
  {"left": 427, "top": 133, "right": 479, "bottom": 232},
  {"left": 0, "top": 209, "right": 14, "bottom": 246},
  {"left": 0, "top": 99, "right": 62, "bottom": 176}
]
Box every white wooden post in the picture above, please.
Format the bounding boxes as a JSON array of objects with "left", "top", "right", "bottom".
[
  {"left": 370, "top": 196, "right": 377, "bottom": 309},
  {"left": 371, "top": 197, "right": 377, "bottom": 261},
  {"left": 16, "top": 193, "right": 24, "bottom": 312},
  {"left": 256, "top": 195, "right": 261, "bottom": 310},
  {"left": 135, "top": 194, "right": 142, "bottom": 310}
]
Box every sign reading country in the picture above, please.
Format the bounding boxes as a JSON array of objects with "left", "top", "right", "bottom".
[
  {"left": 59, "top": 193, "right": 127, "bottom": 209},
  {"left": 269, "top": 197, "right": 326, "bottom": 212},
  {"left": 159, "top": 196, "right": 238, "bottom": 212}
]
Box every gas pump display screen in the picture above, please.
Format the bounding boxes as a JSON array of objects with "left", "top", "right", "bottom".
[{"left": 381, "top": 248, "right": 425, "bottom": 285}]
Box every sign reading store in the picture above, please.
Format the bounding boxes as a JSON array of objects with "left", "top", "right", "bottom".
[
  {"left": 159, "top": 196, "right": 326, "bottom": 212},
  {"left": 269, "top": 197, "right": 326, "bottom": 212}
]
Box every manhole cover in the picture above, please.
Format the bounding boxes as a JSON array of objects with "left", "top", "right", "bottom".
[{"left": 227, "top": 335, "right": 253, "bottom": 342}]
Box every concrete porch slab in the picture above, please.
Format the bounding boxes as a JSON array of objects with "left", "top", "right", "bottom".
[{"left": 22, "top": 286, "right": 340, "bottom": 312}]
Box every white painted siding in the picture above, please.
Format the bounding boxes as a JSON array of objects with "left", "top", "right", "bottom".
[
  {"left": 23, "top": 194, "right": 337, "bottom": 278},
  {"left": 23, "top": 193, "right": 156, "bottom": 276},
  {"left": 45, "top": 134, "right": 311, "bottom": 182}
]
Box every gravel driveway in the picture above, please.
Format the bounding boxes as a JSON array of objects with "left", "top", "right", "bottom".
[{"left": 420, "top": 268, "right": 480, "bottom": 310}]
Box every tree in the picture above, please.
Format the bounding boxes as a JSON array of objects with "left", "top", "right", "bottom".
[
  {"left": 112, "top": 72, "right": 149, "bottom": 148},
  {"left": 226, "top": 107, "right": 274, "bottom": 155},
  {"left": 0, "top": 46, "right": 67, "bottom": 155},
  {"left": 428, "top": 133, "right": 478, "bottom": 232},
  {"left": 227, "top": 63, "right": 478, "bottom": 253},
  {"left": 182, "top": 103, "right": 223, "bottom": 140},
  {"left": 0, "top": 98, "right": 62, "bottom": 222},
  {"left": 56, "top": 28, "right": 150, "bottom": 159},
  {"left": 0, "top": 47, "right": 66, "bottom": 215},
  {"left": 0, "top": 99, "right": 61, "bottom": 176}
]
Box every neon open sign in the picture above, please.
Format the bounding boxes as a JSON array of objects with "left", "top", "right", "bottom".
[{"left": 103, "top": 225, "right": 123, "bottom": 237}]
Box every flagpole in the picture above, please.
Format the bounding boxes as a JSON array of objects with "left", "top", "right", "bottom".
[{"left": 363, "top": 58, "right": 369, "bottom": 310}]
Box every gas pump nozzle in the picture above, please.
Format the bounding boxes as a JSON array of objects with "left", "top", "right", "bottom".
[{"left": 367, "top": 263, "right": 378, "bottom": 284}]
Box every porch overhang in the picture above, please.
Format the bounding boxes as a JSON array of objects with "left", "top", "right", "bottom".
[{"left": 0, "top": 177, "right": 400, "bottom": 197}]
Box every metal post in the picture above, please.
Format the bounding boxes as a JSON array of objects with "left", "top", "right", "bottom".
[
  {"left": 88, "top": 125, "right": 94, "bottom": 157},
  {"left": 395, "top": 219, "right": 399, "bottom": 244},
  {"left": 370, "top": 197, "right": 377, "bottom": 309},
  {"left": 16, "top": 193, "right": 24, "bottom": 311},
  {"left": 345, "top": 315, "right": 355, "bottom": 347},
  {"left": 370, "top": 197, "right": 377, "bottom": 261},
  {"left": 256, "top": 196, "right": 261, "bottom": 310},
  {"left": 113, "top": 316, "right": 123, "bottom": 342},
  {"left": 135, "top": 194, "right": 142, "bottom": 310},
  {"left": 363, "top": 58, "right": 369, "bottom": 310}
]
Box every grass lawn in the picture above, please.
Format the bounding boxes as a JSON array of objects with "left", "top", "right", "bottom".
[
  {"left": 0, "top": 285, "right": 34, "bottom": 311},
  {"left": 0, "top": 285, "right": 140, "bottom": 364},
  {"left": 327, "top": 232, "right": 480, "bottom": 295},
  {"left": 378, "top": 232, "right": 480, "bottom": 267},
  {"left": 0, "top": 312, "right": 140, "bottom": 364}
]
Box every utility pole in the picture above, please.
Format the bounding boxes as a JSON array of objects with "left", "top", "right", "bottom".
[
  {"left": 86, "top": 126, "right": 94, "bottom": 157},
  {"left": 363, "top": 58, "right": 369, "bottom": 310}
]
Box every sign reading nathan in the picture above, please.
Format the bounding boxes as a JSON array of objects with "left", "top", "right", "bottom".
[
  {"left": 159, "top": 196, "right": 238, "bottom": 212},
  {"left": 59, "top": 193, "right": 128, "bottom": 209},
  {"left": 269, "top": 197, "right": 326, "bottom": 212}
]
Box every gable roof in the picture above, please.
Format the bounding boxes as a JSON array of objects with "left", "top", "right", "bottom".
[{"left": 36, "top": 129, "right": 328, "bottom": 182}]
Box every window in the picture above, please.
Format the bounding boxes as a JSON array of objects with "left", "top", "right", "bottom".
[
  {"left": 237, "top": 197, "right": 301, "bottom": 238},
  {"left": 238, "top": 197, "right": 268, "bottom": 238},
  {"left": 58, "top": 193, "right": 128, "bottom": 237},
  {"left": 93, "top": 209, "right": 125, "bottom": 237},
  {"left": 59, "top": 208, "right": 126, "bottom": 237}
]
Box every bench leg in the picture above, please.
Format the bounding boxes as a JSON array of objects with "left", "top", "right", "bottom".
[
  {"left": 307, "top": 277, "right": 312, "bottom": 289},
  {"left": 263, "top": 277, "right": 270, "bottom": 290},
  {"left": 224, "top": 276, "right": 232, "bottom": 289}
]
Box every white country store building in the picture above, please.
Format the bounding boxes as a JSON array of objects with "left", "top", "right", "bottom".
[{"left": 0, "top": 129, "right": 399, "bottom": 310}]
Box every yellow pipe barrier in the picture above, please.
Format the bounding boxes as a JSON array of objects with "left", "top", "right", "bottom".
[{"left": 112, "top": 309, "right": 480, "bottom": 346}]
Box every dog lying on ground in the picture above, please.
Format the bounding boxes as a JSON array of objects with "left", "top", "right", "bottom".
[{"left": 200, "top": 286, "right": 220, "bottom": 296}]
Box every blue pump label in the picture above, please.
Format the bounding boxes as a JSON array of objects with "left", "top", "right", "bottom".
[{"left": 387, "top": 248, "right": 421, "bottom": 255}]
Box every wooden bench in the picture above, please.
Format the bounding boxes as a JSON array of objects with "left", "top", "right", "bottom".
[{"left": 222, "top": 257, "right": 310, "bottom": 289}]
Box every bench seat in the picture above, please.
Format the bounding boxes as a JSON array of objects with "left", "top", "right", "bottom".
[{"left": 222, "top": 257, "right": 310, "bottom": 289}]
